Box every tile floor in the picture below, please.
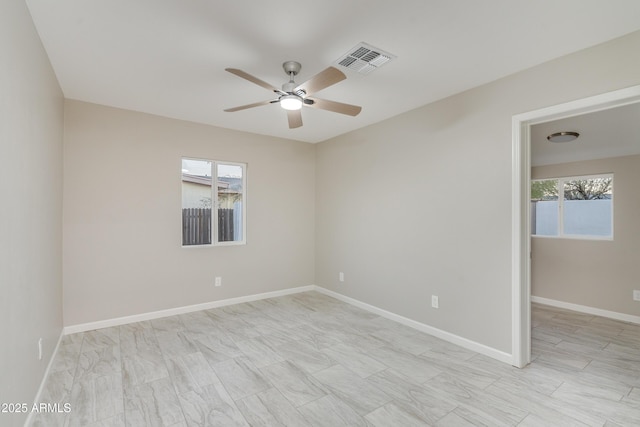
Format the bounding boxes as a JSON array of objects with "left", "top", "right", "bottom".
[{"left": 30, "top": 292, "right": 640, "bottom": 426}]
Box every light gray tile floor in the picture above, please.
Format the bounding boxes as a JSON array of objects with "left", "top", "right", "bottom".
[{"left": 30, "top": 294, "right": 640, "bottom": 426}]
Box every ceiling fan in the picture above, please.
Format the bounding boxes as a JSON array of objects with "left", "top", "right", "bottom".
[{"left": 224, "top": 61, "right": 362, "bottom": 129}]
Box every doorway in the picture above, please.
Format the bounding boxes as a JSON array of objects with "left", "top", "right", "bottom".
[{"left": 511, "top": 85, "right": 640, "bottom": 368}]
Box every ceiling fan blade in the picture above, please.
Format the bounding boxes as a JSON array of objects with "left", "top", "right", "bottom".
[
  {"left": 224, "top": 99, "right": 275, "bottom": 112},
  {"left": 295, "top": 66, "right": 346, "bottom": 96},
  {"left": 306, "top": 97, "right": 362, "bottom": 116},
  {"left": 225, "top": 68, "right": 284, "bottom": 94},
  {"left": 287, "top": 109, "right": 303, "bottom": 128}
]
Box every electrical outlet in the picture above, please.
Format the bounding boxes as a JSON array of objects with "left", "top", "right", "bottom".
[
  {"left": 339, "top": 272, "right": 344, "bottom": 282},
  {"left": 38, "top": 338, "right": 43, "bottom": 360},
  {"left": 215, "top": 277, "right": 222, "bottom": 287},
  {"left": 431, "top": 295, "right": 439, "bottom": 309},
  {"left": 633, "top": 290, "right": 640, "bottom": 301}
]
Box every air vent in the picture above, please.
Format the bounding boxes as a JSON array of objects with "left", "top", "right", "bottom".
[{"left": 334, "top": 42, "right": 396, "bottom": 75}]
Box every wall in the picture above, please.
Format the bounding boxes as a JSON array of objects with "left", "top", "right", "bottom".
[
  {"left": 0, "top": 1, "right": 64, "bottom": 425},
  {"left": 63, "top": 101, "right": 315, "bottom": 326},
  {"left": 532, "top": 155, "right": 640, "bottom": 317},
  {"left": 315, "top": 31, "right": 640, "bottom": 354}
]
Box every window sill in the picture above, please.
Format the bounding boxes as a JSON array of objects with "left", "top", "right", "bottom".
[
  {"left": 181, "top": 241, "right": 246, "bottom": 248},
  {"left": 531, "top": 235, "right": 613, "bottom": 242}
]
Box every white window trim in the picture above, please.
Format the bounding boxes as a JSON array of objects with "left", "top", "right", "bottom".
[
  {"left": 214, "top": 160, "right": 247, "bottom": 246},
  {"left": 531, "top": 172, "right": 613, "bottom": 241},
  {"left": 181, "top": 157, "right": 247, "bottom": 247}
]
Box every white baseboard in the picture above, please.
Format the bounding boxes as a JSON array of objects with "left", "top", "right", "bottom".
[
  {"left": 62, "top": 284, "right": 512, "bottom": 366},
  {"left": 313, "top": 286, "right": 513, "bottom": 365},
  {"left": 63, "top": 285, "right": 315, "bottom": 334},
  {"left": 24, "top": 330, "right": 64, "bottom": 427},
  {"left": 532, "top": 296, "right": 640, "bottom": 325}
]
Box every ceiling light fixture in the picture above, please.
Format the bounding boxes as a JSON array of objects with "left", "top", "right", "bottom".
[
  {"left": 280, "top": 94, "right": 303, "bottom": 111},
  {"left": 547, "top": 131, "right": 580, "bottom": 143}
]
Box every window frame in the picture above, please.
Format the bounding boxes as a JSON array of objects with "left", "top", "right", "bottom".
[
  {"left": 531, "top": 173, "right": 613, "bottom": 241},
  {"left": 181, "top": 157, "right": 247, "bottom": 247}
]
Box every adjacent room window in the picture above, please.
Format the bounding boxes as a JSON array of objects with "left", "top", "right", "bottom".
[
  {"left": 531, "top": 173, "right": 612, "bottom": 239},
  {"left": 181, "top": 158, "right": 246, "bottom": 246}
]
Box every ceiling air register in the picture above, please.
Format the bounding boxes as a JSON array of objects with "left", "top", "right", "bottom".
[{"left": 334, "top": 42, "right": 396, "bottom": 75}]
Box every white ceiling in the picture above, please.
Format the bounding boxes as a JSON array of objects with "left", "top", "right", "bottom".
[
  {"left": 531, "top": 102, "right": 640, "bottom": 167},
  {"left": 26, "top": 0, "right": 640, "bottom": 143}
]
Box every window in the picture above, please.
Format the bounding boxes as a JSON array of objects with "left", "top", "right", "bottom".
[
  {"left": 181, "top": 158, "right": 246, "bottom": 246},
  {"left": 531, "top": 174, "right": 612, "bottom": 239}
]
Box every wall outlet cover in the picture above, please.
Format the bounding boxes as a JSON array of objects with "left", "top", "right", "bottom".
[{"left": 633, "top": 290, "right": 640, "bottom": 301}]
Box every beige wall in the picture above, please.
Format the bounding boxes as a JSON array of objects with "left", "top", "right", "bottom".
[
  {"left": 0, "top": 1, "right": 64, "bottom": 425},
  {"left": 63, "top": 101, "right": 315, "bottom": 326},
  {"left": 315, "top": 31, "right": 640, "bottom": 353},
  {"left": 532, "top": 155, "right": 640, "bottom": 316}
]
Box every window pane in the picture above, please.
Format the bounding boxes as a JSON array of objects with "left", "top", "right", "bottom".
[
  {"left": 563, "top": 178, "right": 612, "bottom": 236},
  {"left": 182, "top": 159, "right": 212, "bottom": 245},
  {"left": 531, "top": 179, "right": 558, "bottom": 236},
  {"left": 217, "top": 163, "right": 243, "bottom": 242}
]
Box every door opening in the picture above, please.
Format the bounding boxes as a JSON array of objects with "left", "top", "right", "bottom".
[{"left": 511, "top": 85, "right": 640, "bottom": 368}]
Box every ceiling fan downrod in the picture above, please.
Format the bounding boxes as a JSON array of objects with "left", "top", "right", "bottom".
[{"left": 281, "top": 61, "right": 301, "bottom": 94}]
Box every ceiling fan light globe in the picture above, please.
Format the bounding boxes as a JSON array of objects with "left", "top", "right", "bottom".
[{"left": 280, "top": 95, "right": 303, "bottom": 111}]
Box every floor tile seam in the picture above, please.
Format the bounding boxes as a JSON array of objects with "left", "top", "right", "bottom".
[
  {"left": 311, "top": 357, "right": 368, "bottom": 380},
  {"left": 392, "top": 390, "right": 456, "bottom": 423},
  {"left": 569, "top": 381, "right": 633, "bottom": 403},
  {"left": 580, "top": 322, "right": 626, "bottom": 334},
  {"left": 535, "top": 341, "right": 593, "bottom": 359},
  {"left": 68, "top": 332, "right": 87, "bottom": 388},
  {"left": 296, "top": 392, "right": 349, "bottom": 420},
  {"left": 600, "top": 343, "right": 640, "bottom": 361},
  {"left": 622, "top": 387, "right": 640, "bottom": 402},
  {"left": 434, "top": 392, "right": 524, "bottom": 427},
  {"left": 484, "top": 378, "right": 562, "bottom": 398},
  {"left": 585, "top": 353, "right": 640, "bottom": 372},
  {"left": 148, "top": 323, "right": 191, "bottom": 426},
  {"left": 118, "top": 353, "right": 128, "bottom": 427},
  {"left": 569, "top": 330, "right": 621, "bottom": 347},
  {"left": 560, "top": 378, "right": 634, "bottom": 404},
  {"left": 116, "top": 327, "right": 137, "bottom": 427},
  {"left": 201, "top": 343, "right": 278, "bottom": 415},
  {"left": 514, "top": 412, "right": 546, "bottom": 426},
  {"left": 360, "top": 398, "right": 416, "bottom": 424},
  {"left": 268, "top": 379, "right": 328, "bottom": 411},
  {"left": 547, "top": 391, "right": 622, "bottom": 424},
  {"left": 63, "top": 332, "right": 89, "bottom": 425},
  {"left": 483, "top": 382, "right": 588, "bottom": 426},
  {"left": 175, "top": 382, "right": 253, "bottom": 426},
  {"left": 415, "top": 349, "right": 481, "bottom": 373},
  {"left": 308, "top": 365, "right": 391, "bottom": 408},
  {"left": 432, "top": 405, "right": 472, "bottom": 426}
]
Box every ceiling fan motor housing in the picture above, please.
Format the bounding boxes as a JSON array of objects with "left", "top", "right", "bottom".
[{"left": 282, "top": 81, "right": 297, "bottom": 93}]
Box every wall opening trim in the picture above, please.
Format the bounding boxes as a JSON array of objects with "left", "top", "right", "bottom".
[{"left": 511, "top": 84, "right": 640, "bottom": 368}]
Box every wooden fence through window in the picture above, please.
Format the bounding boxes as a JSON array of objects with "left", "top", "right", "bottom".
[
  {"left": 182, "top": 208, "right": 234, "bottom": 245},
  {"left": 218, "top": 208, "right": 234, "bottom": 242}
]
